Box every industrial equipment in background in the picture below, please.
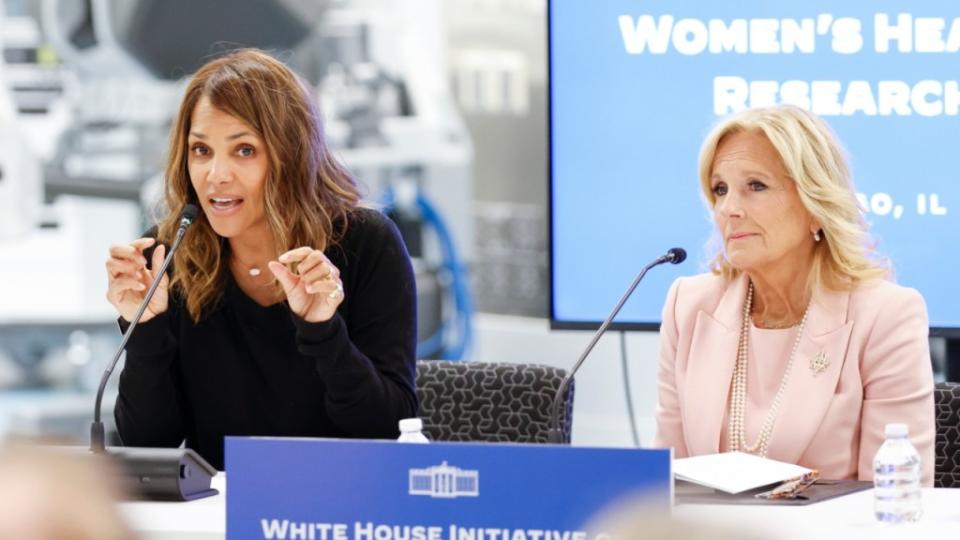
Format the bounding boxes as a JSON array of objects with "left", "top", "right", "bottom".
[{"left": 0, "top": 0, "right": 474, "bottom": 443}]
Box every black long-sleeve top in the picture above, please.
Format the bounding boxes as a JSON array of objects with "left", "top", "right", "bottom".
[{"left": 114, "top": 208, "right": 418, "bottom": 469}]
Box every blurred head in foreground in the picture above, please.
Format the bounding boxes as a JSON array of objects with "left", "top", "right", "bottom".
[
  {"left": 0, "top": 443, "right": 136, "bottom": 540},
  {"left": 587, "top": 494, "right": 771, "bottom": 540}
]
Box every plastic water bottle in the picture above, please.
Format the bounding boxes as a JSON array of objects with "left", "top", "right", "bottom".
[
  {"left": 873, "top": 423, "right": 922, "bottom": 523},
  {"left": 397, "top": 418, "right": 430, "bottom": 443}
]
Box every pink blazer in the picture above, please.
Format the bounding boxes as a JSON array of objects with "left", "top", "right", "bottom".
[{"left": 653, "top": 273, "right": 935, "bottom": 485}]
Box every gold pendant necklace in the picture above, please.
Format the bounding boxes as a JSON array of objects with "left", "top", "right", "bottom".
[{"left": 230, "top": 254, "right": 270, "bottom": 282}]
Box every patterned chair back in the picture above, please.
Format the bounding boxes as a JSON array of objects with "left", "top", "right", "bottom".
[
  {"left": 415, "top": 360, "right": 574, "bottom": 443},
  {"left": 935, "top": 381, "right": 960, "bottom": 487}
]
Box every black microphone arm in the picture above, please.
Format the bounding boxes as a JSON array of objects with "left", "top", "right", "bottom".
[
  {"left": 87, "top": 204, "right": 217, "bottom": 501},
  {"left": 547, "top": 247, "right": 686, "bottom": 444},
  {"left": 91, "top": 204, "right": 198, "bottom": 452}
]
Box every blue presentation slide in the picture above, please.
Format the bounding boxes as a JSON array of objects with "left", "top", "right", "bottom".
[{"left": 550, "top": 1, "right": 959, "bottom": 330}]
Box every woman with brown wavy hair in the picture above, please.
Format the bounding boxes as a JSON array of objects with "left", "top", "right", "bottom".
[{"left": 104, "top": 49, "right": 417, "bottom": 470}]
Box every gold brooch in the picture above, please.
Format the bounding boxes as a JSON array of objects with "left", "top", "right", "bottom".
[{"left": 810, "top": 351, "right": 829, "bottom": 376}]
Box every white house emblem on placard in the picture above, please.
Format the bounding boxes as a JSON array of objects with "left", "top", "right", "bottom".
[{"left": 409, "top": 461, "right": 479, "bottom": 498}]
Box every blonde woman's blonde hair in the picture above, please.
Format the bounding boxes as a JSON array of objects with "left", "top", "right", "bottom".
[{"left": 698, "top": 105, "right": 888, "bottom": 292}]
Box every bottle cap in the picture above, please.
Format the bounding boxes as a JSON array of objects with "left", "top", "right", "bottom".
[
  {"left": 884, "top": 423, "right": 908, "bottom": 438},
  {"left": 399, "top": 417, "right": 423, "bottom": 432}
]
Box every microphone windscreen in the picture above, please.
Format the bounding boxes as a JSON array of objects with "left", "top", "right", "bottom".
[
  {"left": 181, "top": 204, "right": 199, "bottom": 224},
  {"left": 668, "top": 247, "right": 687, "bottom": 264}
]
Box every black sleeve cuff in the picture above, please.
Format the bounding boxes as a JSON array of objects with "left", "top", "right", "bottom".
[
  {"left": 292, "top": 312, "right": 344, "bottom": 344},
  {"left": 292, "top": 313, "right": 355, "bottom": 378},
  {"left": 117, "top": 312, "right": 176, "bottom": 355}
]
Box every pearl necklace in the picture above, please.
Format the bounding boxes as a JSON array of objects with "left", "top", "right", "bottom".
[{"left": 728, "top": 282, "right": 810, "bottom": 457}]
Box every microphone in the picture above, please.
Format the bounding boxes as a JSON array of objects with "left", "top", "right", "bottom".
[
  {"left": 88, "top": 204, "right": 217, "bottom": 501},
  {"left": 547, "top": 247, "right": 686, "bottom": 444}
]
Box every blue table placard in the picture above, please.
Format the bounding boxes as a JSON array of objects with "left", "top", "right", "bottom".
[{"left": 226, "top": 437, "right": 671, "bottom": 540}]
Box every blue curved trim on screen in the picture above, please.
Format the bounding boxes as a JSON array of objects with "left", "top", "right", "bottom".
[{"left": 379, "top": 188, "right": 474, "bottom": 360}]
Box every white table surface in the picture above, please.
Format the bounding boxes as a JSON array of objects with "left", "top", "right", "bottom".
[
  {"left": 118, "top": 476, "right": 960, "bottom": 540},
  {"left": 675, "top": 487, "right": 960, "bottom": 539},
  {"left": 118, "top": 475, "right": 226, "bottom": 540}
]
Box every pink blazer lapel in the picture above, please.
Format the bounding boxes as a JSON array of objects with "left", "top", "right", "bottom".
[
  {"left": 681, "top": 274, "right": 749, "bottom": 455},
  {"left": 765, "top": 287, "right": 854, "bottom": 463}
]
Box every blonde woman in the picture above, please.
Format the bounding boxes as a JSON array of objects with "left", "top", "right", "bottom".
[
  {"left": 105, "top": 49, "right": 417, "bottom": 470},
  {"left": 653, "top": 105, "right": 934, "bottom": 484}
]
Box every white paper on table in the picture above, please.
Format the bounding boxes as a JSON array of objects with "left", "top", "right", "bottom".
[{"left": 673, "top": 452, "right": 813, "bottom": 494}]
